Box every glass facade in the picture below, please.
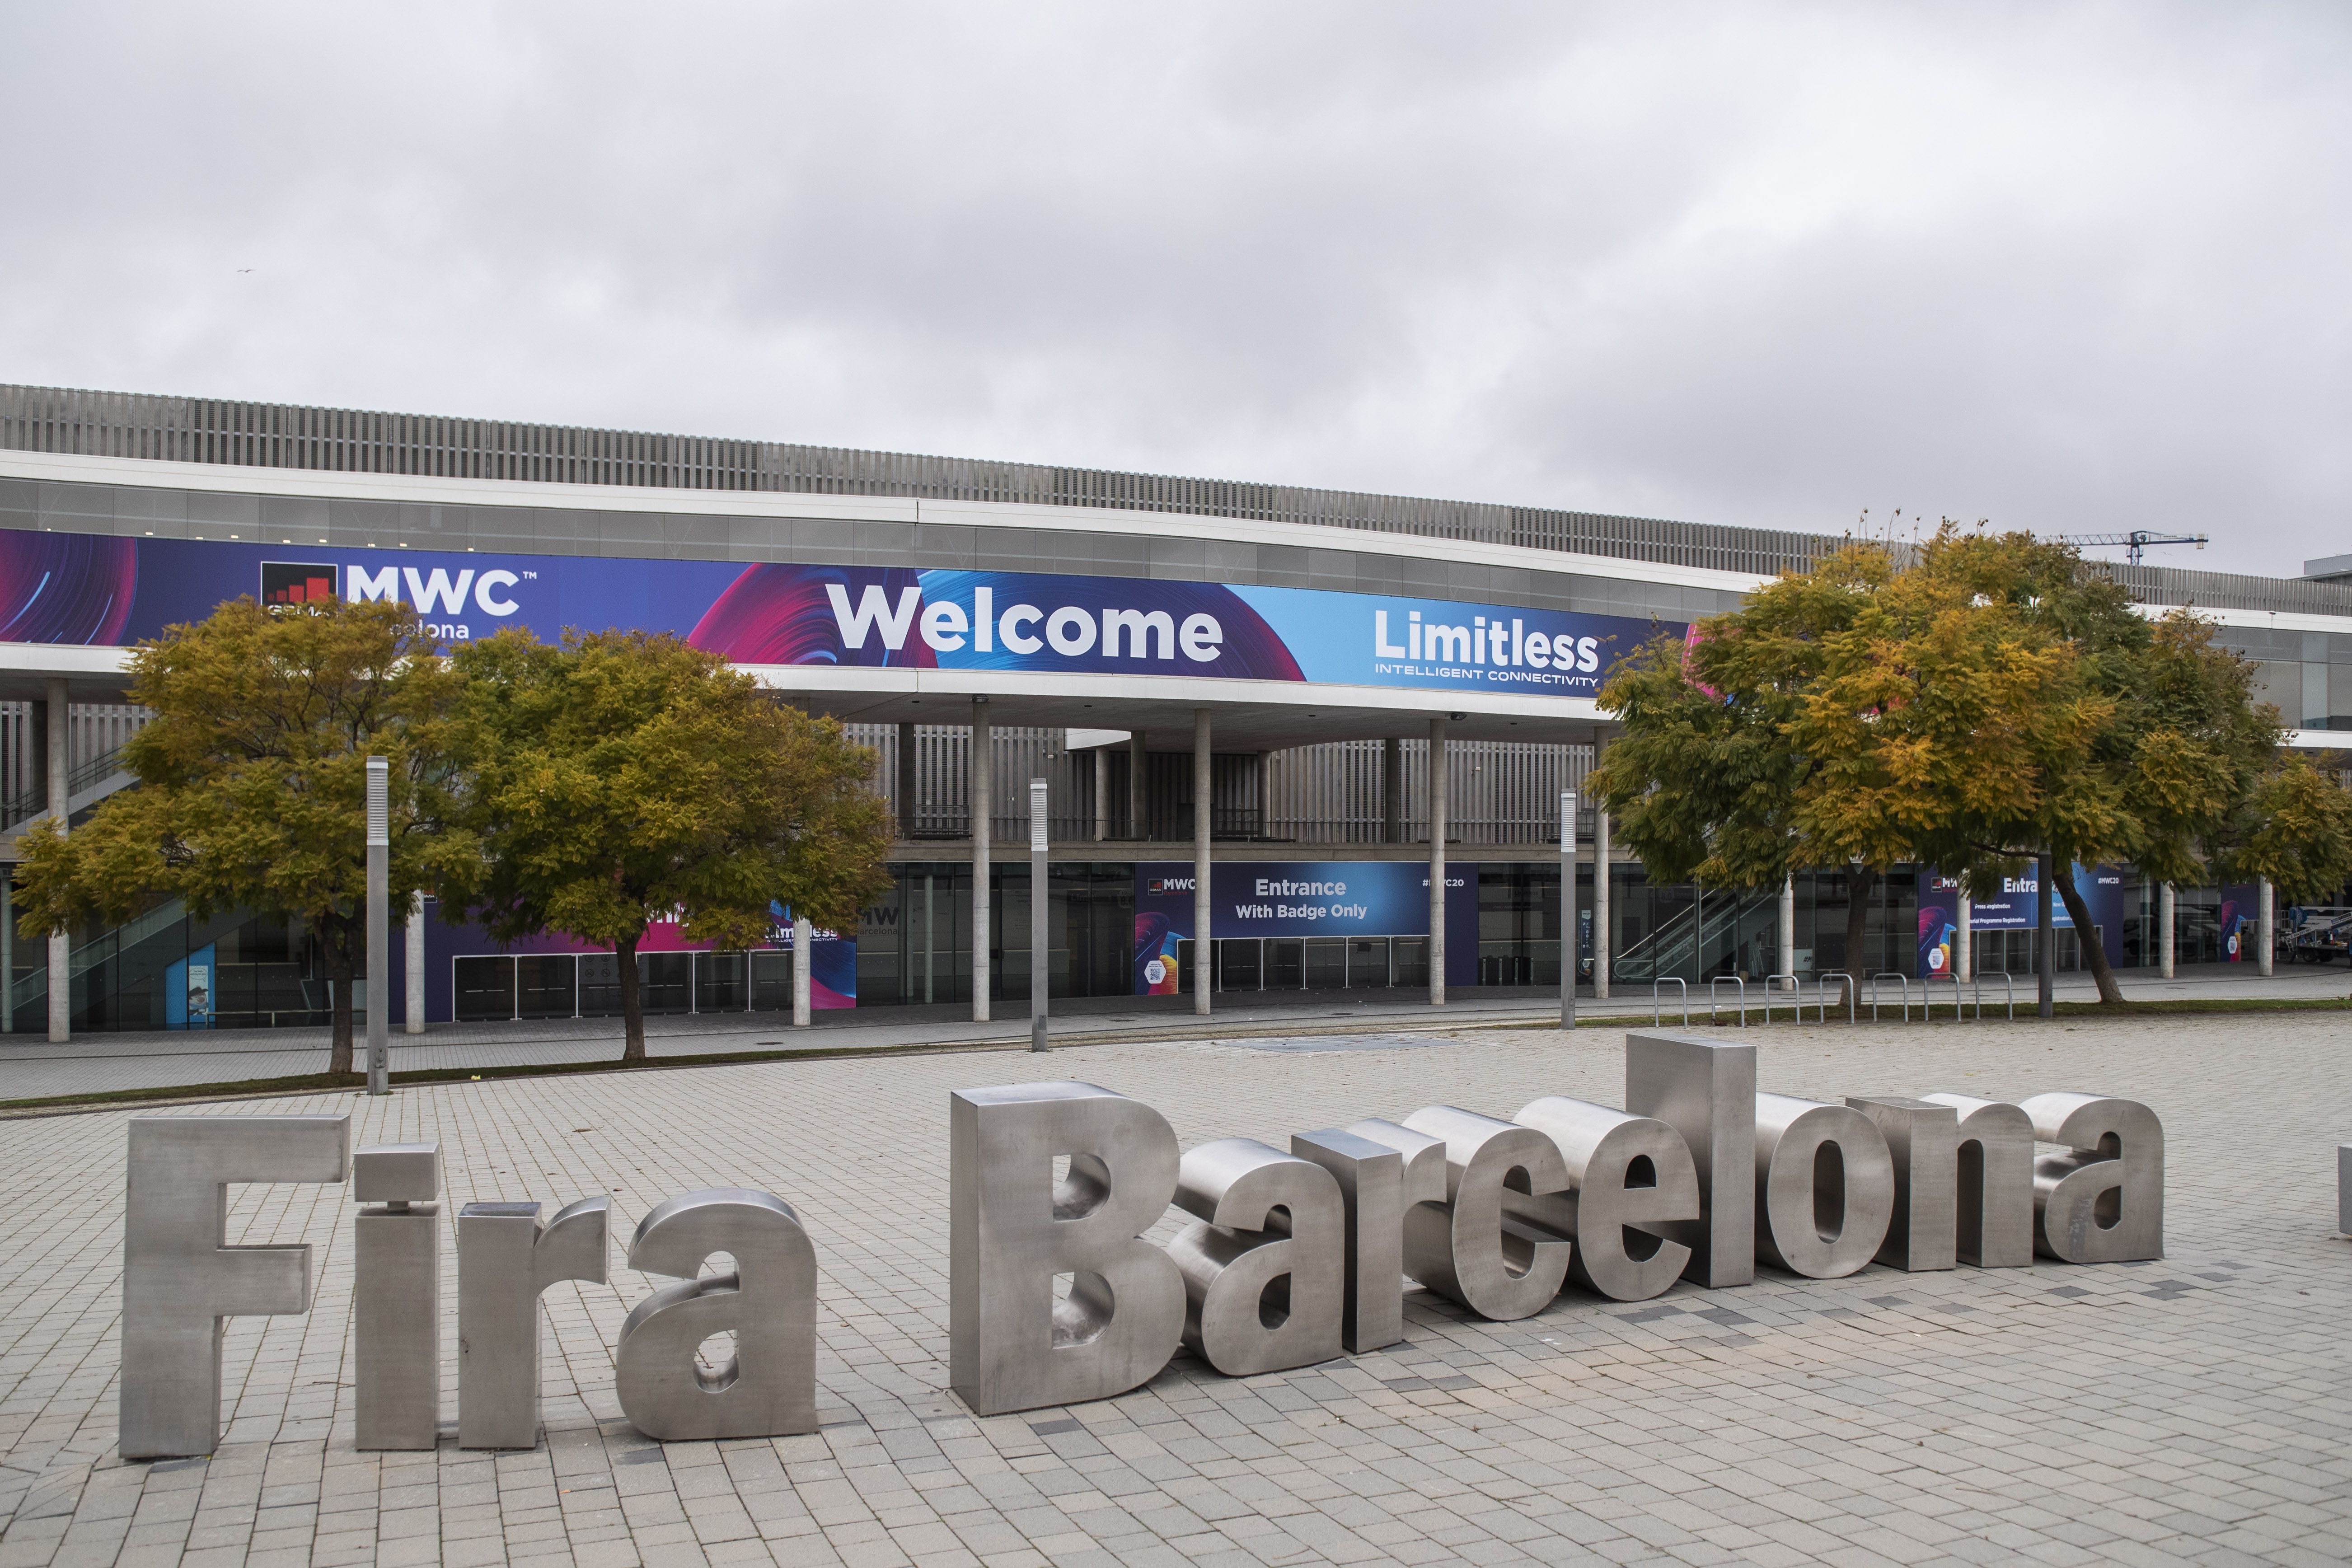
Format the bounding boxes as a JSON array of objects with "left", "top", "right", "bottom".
[
  {"left": 15, "top": 858, "right": 2333, "bottom": 1032},
  {"left": 0, "top": 885, "right": 397, "bottom": 1034}
]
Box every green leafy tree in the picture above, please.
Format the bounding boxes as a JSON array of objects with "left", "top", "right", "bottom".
[
  {"left": 451, "top": 629, "right": 894, "bottom": 1062},
  {"left": 1590, "top": 545, "right": 1906, "bottom": 994},
  {"left": 13, "top": 598, "right": 469, "bottom": 1071},
  {"left": 1594, "top": 524, "right": 2352, "bottom": 1007}
]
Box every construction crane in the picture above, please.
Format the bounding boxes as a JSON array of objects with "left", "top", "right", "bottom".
[{"left": 2053, "top": 530, "right": 2210, "bottom": 566}]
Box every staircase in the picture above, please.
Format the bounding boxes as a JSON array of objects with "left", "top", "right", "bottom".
[{"left": 0, "top": 741, "right": 140, "bottom": 840}]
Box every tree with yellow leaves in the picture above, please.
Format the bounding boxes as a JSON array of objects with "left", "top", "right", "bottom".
[{"left": 1592, "top": 524, "right": 2352, "bottom": 1006}]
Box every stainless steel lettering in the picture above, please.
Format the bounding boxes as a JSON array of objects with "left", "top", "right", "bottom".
[
  {"left": 2021, "top": 1092, "right": 2164, "bottom": 1262},
  {"left": 353, "top": 1141, "right": 442, "bottom": 1451},
  {"left": 1753, "top": 1094, "right": 1895, "bottom": 1278},
  {"left": 120, "top": 1116, "right": 351, "bottom": 1459},
  {"left": 1512, "top": 1096, "right": 1698, "bottom": 1301},
  {"left": 615, "top": 1189, "right": 818, "bottom": 1439},
  {"left": 1624, "top": 1032, "right": 1756, "bottom": 1287},
  {"left": 1920, "top": 1094, "right": 2036, "bottom": 1267},
  {"left": 1846, "top": 1098, "right": 1957, "bottom": 1272},
  {"left": 1291, "top": 1119, "right": 1448, "bottom": 1353},
  {"left": 1397, "top": 1106, "right": 1573, "bottom": 1320},
  {"left": 458, "top": 1195, "right": 611, "bottom": 1448},
  {"left": 1165, "top": 1139, "right": 1344, "bottom": 1376},
  {"left": 949, "top": 1082, "right": 1185, "bottom": 1414}
]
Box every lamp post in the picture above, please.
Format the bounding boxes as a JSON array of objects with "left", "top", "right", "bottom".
[
  {"left": 1031, "top": 777, "right": 1049, "bottom": 1052},
  {"left": 365, "top": 756, "right": 390, "bottom": 1095},
  {"left": 1560, "top": 789, "right": 1576, "bottom": 1030}
]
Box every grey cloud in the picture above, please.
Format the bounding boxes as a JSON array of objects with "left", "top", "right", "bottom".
[{"left": 0, "top": 2, "right": 2344, "bottom": 576}]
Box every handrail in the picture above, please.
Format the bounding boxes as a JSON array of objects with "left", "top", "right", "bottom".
[
  {"left": 67, "top": 742, "right": 133, "bottom": 797},
  {"left": 1869, "top": 972, "right": 1913, "bottom": 1023},
  {"left": 1651, "top": 976, "right": 1689, "bottom": 1027},
  {"left": 1921, "top": 970, "right": 1968, "bottom": 1021},
  {"left": 1977, "top": 969, "right": 2016, "bottom": 1021},
  {"left": 1814, "top": 971, "right": 1856, "bottom": 1025},
  {"left": 1762, "top": 973, "right": 1800, "bottom": 1024},
  {"left": 1709, "top": 975, "right": 1748, "bottom": 1028}
]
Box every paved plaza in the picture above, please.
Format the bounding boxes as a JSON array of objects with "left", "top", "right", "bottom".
[
  {"left": 0, "top": 962, "right": 2340, "bottom": 1106},
  {"left": 0, "top": 1013, "right": 2347, "bottom": 1567}
]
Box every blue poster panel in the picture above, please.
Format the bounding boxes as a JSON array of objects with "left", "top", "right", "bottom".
[
  {"left": 1921, "top": 866, "right": 2128, "bottom": 974},
  {"left": 1132, "top": 860, "right": 1476, "bottom": 994}
]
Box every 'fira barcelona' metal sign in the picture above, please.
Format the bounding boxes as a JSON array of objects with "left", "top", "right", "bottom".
[{"left": 117, "top": 1032, "right": 2160, "bottom": 1458}]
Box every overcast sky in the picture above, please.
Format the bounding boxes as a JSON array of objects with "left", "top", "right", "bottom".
[{"left": 3, "top": 4, "right": 2345, "bottom": 578}]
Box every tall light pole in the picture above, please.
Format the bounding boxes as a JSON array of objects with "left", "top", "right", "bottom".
[
  {"left": 1560, "top": 789, "right": 1576, "bottom": 1030},
  {"left": 365, "top": 755, "right": 390, "bottom": 1095},
  {"left": 1031, "top": 777, "right": 1049, "bottom": 1052}
]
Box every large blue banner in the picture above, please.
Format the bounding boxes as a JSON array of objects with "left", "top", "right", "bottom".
[{"left": 0, "top": 532, "right": 1677, "bottom": 698}]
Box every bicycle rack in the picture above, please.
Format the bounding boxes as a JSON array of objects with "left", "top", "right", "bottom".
[
  {"left": 1709, "top": 975, "right": 1748, "bottom": 1028},
  {"left": 1762, "top": 974, "right": 1801, "bottom": 1024},
  {"left": 1651, "top": 976, "right": 1690, "bottom": 1027},
  {"left": 1921, "top": 970, "right": 1969, "bottom": 1021},
  {"left": 1977, "top": 969, "right": 2016, "bottom": 1021},
  {"left": 1869, "top": 972, "right": 1913, "bottom": 1023},
  {"left": 1813, "top": 971, "right": 1856, "bottom": 1025}
]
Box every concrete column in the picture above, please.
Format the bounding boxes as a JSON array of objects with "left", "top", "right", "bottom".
[
  {"left": 2036, "top": 852, "right": 2055, "bottom": 1019},
  {"left": 1956, "top": 890, "right": 1972, "bottom": 983},
  {"left": 405, "top": 891, "right": 427, "bottom": 1034},
  {"left": 1193, "top": 708, "right": 1212, "bottom": 1017},
  {"left": 1127, "top": 730, "right": 1146, "bottom": 840},
  {"left": 2258, "top": 877, "right": 2274, "bottom": 977},
  {"left": 970, "top": 698, "right": 991, "bottom": 1024},
  {"left": 792, "top": 915, "right": 814, "bottom": 1026},
  {"left": 2160, "top": 882, "right": 2176, "bottom": 978},
  {"left": 1382, "top": 738, "right": 1404, "bottom": 844},
  {"left": 1778, "top": 875, "right": 1796, "bottom": 981},
  {"left": 1428, "top": 716, "right": 1448, "bottom": 1006},
  {"left": 1092, "top": 744, "right": 1107, "bottom": 842},
  {"left": 896, "top": 721, "right": 918, "bottom": 840},
  {"left": 45, "top": 679, "right": 66, "bottom": 1044},
  {"left": 1592, "top": 737, "right": 1611, "bottom": 1002}
]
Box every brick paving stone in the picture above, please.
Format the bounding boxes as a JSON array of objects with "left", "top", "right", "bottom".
[{"left": 3, "top": 1017, "right": 2352, "bottom": 1564}]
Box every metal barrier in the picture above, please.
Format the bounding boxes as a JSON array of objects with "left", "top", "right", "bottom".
[
  {"left": 1709, "top": 975, "right": 1748, "bottom": 1028},
  {"left": 1977, "top": 969, "right": 2016, "bottom": 1021},
  {"left": 1921, "top": 970, "right": 1970, "bottom": 1021},
  {"left": 1651, "top": 976, "right": 1690, "bottom": 1027},
  {"left": 1813, "top": 971, "right": 1856, "bottom": 1025},
  {"left": 1869, "top": 972, "right": 1914, "bottom": 1023},
  {"left": 1762, "top": 974, "right": 1801, "bottom": 1024}
]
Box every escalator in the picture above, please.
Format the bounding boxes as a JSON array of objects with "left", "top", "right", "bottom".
[
  {"left": 1610, "top": 885, "right": 1782, "bottom": 986},
  {"left": 4, "top": 896, "right": 339, "bottom": 1033}
]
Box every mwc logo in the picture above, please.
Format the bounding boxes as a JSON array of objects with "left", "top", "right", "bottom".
[{"left": 346, "top": 564, "right": 524, "bottom": 617}]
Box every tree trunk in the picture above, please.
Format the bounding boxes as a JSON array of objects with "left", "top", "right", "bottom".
[
  {"left": 617, "top": 933, "right": 645, "bottom": 1063},
  {"left": 2052, "top": 861, "right": 2127, "bottom": 1006},
  {"left": 324, "top": 941, "right": 357, "bottom": 1078},
  {"left": 1841, "top": 864, "right": 1880, "bottom": 1010}
]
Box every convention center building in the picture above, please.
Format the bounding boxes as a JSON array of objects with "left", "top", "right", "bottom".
[{"left": 1, "top": 383, "right": 2346, "bottom": 1035}]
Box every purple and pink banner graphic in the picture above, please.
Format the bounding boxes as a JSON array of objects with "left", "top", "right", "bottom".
[{"left": 0, "top": 531, "right": 1678, "bottom": 698}]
